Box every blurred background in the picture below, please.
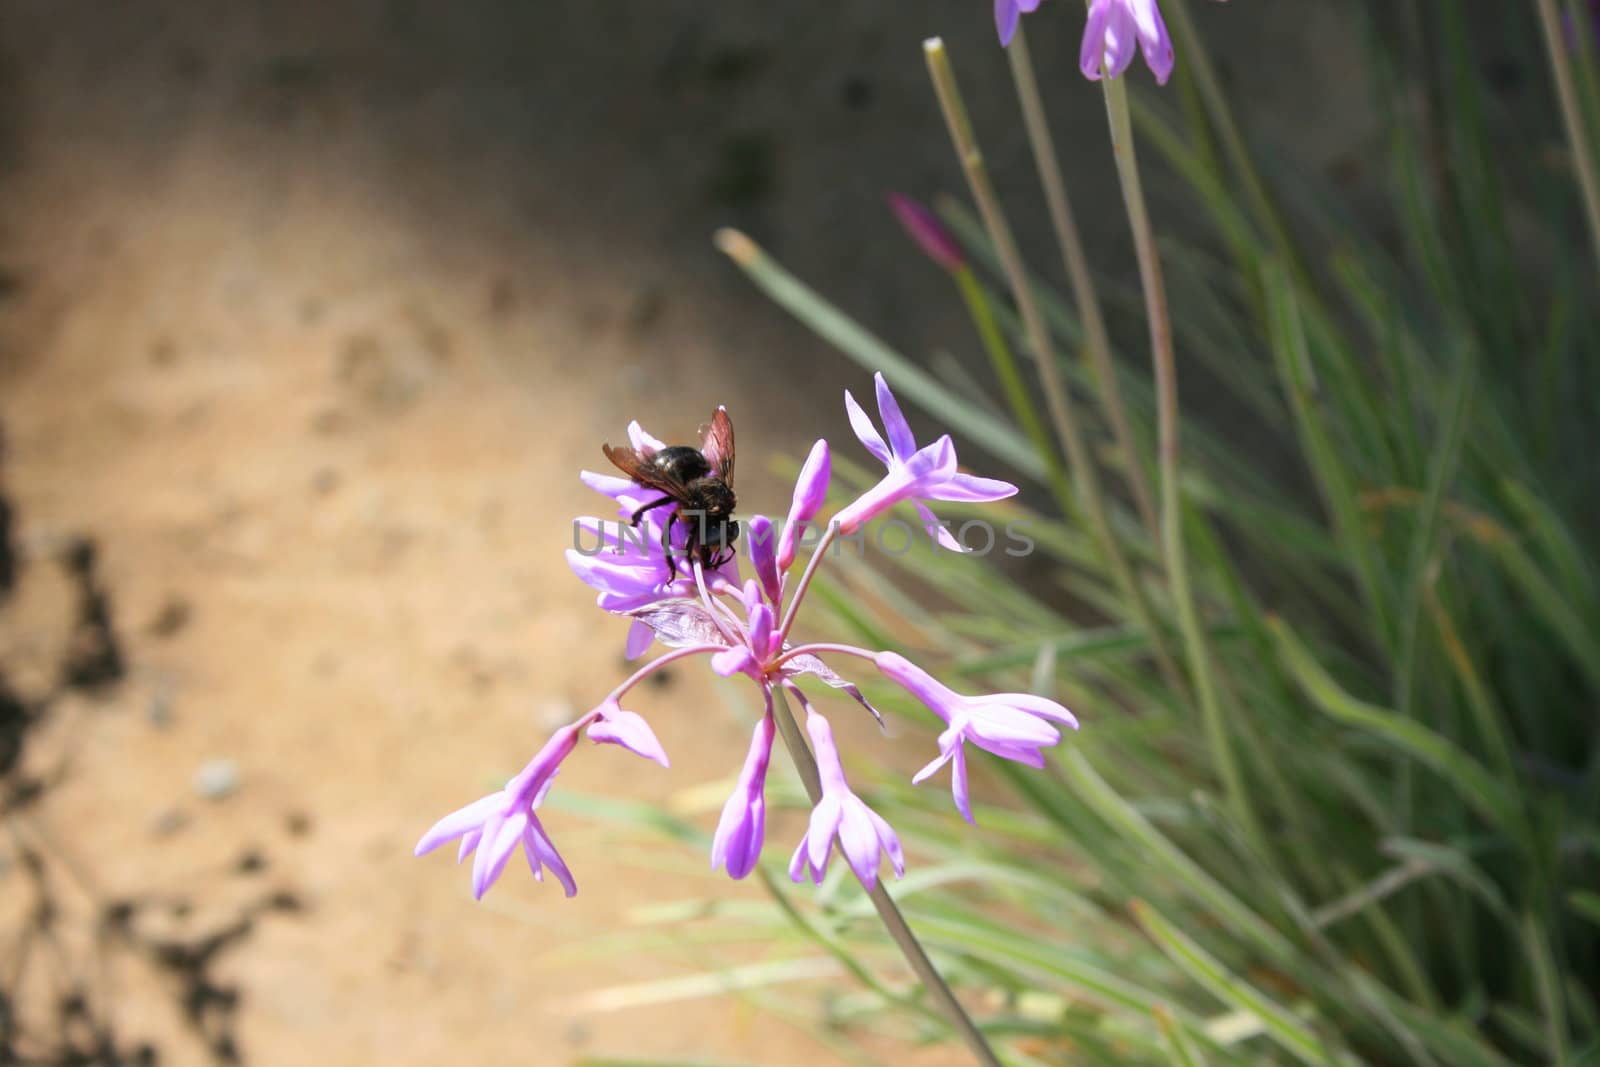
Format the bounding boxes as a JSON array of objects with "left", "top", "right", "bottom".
[{"left": 0, "top": 2, "right": 1577, "bottom": 1066}]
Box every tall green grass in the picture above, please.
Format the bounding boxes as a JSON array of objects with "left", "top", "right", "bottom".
[{"left": 583, "top": 3, "right": 1599, "bottom": 1064}]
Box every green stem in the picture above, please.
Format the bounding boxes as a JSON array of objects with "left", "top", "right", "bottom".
[
  {"left": 924, "top": 37, "right": 1185, "bottom": 696},
  {"left": 768, "top": 687, "right": 1004, "bottom": 1067},
  {"left": 953, "top": 265, "right": 1075, "bottom": 515},
  {"left": 1534, "top": 0, "right": 1600, "bottom": 272},
  {"left": 1100, "top": 76, "right": 1261, "bottom": 848},
  {"left": 1006, "top": 25, "right": 1160, "bottom": 548}
]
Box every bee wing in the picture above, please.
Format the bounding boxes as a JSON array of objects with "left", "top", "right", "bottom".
[
  {"left": 699, "top": 407, "right": 735, "bottom": 484},
  {"left": 602, "top": 443, "right": 689, "bottom": 496}
]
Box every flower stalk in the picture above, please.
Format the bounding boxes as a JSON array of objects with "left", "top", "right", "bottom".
[
  {"left": 1099, "top": 74, "right": 1260, "bottom": 847},
  {"left": 950, "top": 264, "right": 1072, "bottom": 508},
  {"left": 1005, "top": 24, "right": 1160, "bottom": 547},
  {"left": 1535, "top": 0, "right": 1600, "bottom": 272},
  {"left": 767, "top": 685, "right": 1004, "bottom": 1067},
  {"left": 923, "top": 36, "right": 1185, "bottom": 694}
]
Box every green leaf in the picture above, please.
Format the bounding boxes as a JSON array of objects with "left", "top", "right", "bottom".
[
  {"left": 1268, "top": 618, "right": 1520, "bottom": 833},
  {"left": 1131, "top": 900, "right": 1349, "bottom": 1067},
  {"left": 715, "top": 228, "right": 1046, "bottom": 479}
]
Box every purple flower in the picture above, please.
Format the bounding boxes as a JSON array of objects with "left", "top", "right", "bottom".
[
  {"left": 1080, "top": 0, "right": 1174, "bottom": 85},
  {"left": 788, "top": 708, "right": 904, "bottom": 889},
  {"left": 833, "top": 373, "right": 1017, "bottom": 550},
  {"left": 710, "top": 582, "right": 777, "bottom": 681},
  {"left": 749, "top": 514, "right": 782, "bottom": 605},
  {"left": 776, "top": 439, "right": 830, "bottom": 572},
  {"left": 888, "top": 193, "right": 966, "bottom": 272},
  {"left": 711, "top": 710, "right": 775, "bottom": 879},
  {"left": 414, "top": 725, "right": 581, "bottom": 899},
  {"left": 995, "top": 0, "right": 1044, "bottom": 46},
  {"left": 587, "top": 700, "right": 670, "bottom": 767},
  {"left": 628, "top": 594, "right": 881, "bottom": 723},
  {"left": 877, "top": 652, "right": 1078, "bottom": 823},
  {"left": 567, "top": 483, "right": 740, "bottom": 615},
  {"left": 423, "top": 388, "right": 1085, "bottom": 908}
]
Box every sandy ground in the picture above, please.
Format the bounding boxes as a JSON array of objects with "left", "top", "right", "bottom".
[{"left": 0, "top": 1, "right": 1393, "bottom": 1064}]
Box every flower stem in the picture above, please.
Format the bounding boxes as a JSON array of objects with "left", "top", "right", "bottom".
[
  {"left": 767, "top": 686, "right": 1003, "bottom": 1067},
  {"left": 1006, "top": 25, "right": 1159, "bottom": 547},
  {"left": 923, "top": 36, "right": 1185, "bottom": 696},
  {"left": 952, "top": 265, "right": 1076, "bottom": 518},
  {"left": 608, "top": 645, "right": 722, "bottom": 702},
  {"left": 1534, "top": 0, "right": 1600, "bottom": 272},
  {"left": 777, "top": 524, "right": 838, "bottom": 643},
  {"left": 773, "top": 642, "right": 879, "bottom": 669},
  {"left": 1100, "top": 76, "right": 1261, "bottom": 848}
]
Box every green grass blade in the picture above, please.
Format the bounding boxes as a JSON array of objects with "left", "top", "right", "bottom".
[
  {"left": 715, "top": 228, "right": 1045, "bottom": 479},
  {"left": 1130, "top": 900, "right": 1347, "bottom": 1067}
]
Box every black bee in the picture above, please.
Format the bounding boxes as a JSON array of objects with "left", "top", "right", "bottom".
[{"left": 603, "top": 407, "right": 738, "bottom": 580}]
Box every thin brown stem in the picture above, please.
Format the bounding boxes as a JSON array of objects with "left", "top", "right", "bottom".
[
  {"left": 924, "top": 37, "right": 1185, "bottom": 695},
  {"left": 1100, "top": 76, "right": 1261, "bottom": 849},
  {"left": 1534, "top": 0, "right": 1600, "bottom": 272},
  {"left": 1007, "top": 26, "right": 1160, "bottom": 547},
  {"left": 768, "top": 687, "right": 1003, "bottom": 1067}
]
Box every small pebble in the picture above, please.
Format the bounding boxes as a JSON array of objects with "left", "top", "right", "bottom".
[
  {"left": 147, "top": 684, "right": 175, "bottom": 728},
  {"left": 193, "top": 759, "right": 240, "bottom": 801},
  {"left": 150, "top": 808, "right": 189, "bottom": 836}
]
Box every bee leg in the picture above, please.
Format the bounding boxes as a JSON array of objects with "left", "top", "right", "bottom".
[
  {"left": 662, "top": 511, "right": 680, "bottom": 582},
  {"left": 631, "top": 496, "right": 677, "bottom": 527}
]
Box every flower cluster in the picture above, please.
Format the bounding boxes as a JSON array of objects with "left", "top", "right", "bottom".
[
  {"left": 416, "top": 373, "right": 1078, "bottom": 899},
  {"left": 997, "top": 0, "right": 1230, "bottom": 88}
]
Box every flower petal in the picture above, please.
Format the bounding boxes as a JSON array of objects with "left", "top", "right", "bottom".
[
  {"left": 748, "top": 515, "right": 781, "bottom": 605},
  {"left": 972, "top": 692, "right": 1080, "bottom": 729},
  {"left": 789, "top": 439, "right": 832, "bottom": 527},
  {"left": 414, "top": 792, "right": 502, "bottom": 856},
  {"left": 889, "top": 192, "right": 967, "bottom": 270},
  {"left": 865, "top": 806, "right": 906, "bottom": 877},
  {"left": 1130, "top": 0, "right": 1175, "bottom": 84},
  {"left": 806, "top": 795, "right": 843, "bottom": 871},
  {"left": 711, "top": 789, "right": 765, "bottom": 880},
  {"left": 788, "top": 835, "right": 819, "bottom": 884},
  {"left": 627, "top": 421, "right": 666, "bottom": 454},
  {"left": 966, "top": 706, "right": 1061, "bottom": 749},
  {"left": 950, "top": 744, "right": 974, "bottom": 825},
  {"left": 844, "top": 389, "right": 892, "bottom": 466},
  {"left": 1080, "top": 0, "right": 1114, "bottom": 78},
  {"left": 471, "top": 809, "right": 525, "bottom": 900},
  {"left": 580, "top": 470, "right": 640, "bottom": 499},
  {"left": 526, "top": 814, "right": 577, "bottom": 897},
  {"left": 995, "top": 0, "right": 1021, "bottom": 45},
  {"left": 914, "top": 501, "right": 966, "bottom": 553},
  {"left": 588, "top": 708, "right": 670, "bottom": 768},
  {"left": 624, "top": 619, "right": 655, "bottom": 660},
  {"left": 1102, "top": 1, "right": 1139, "bottom": 79},
  {"left": 872, "top": 374, "right": 918, "bottom": 462},
  {"left": 926, "top": 472, "right": 1019, "bottom": 504},
  {"left": 912, "top": 743, "right": 956, "bottom": 785},
  {"left": 711, "top": 646, "right": 758, "bottom": 678},
  {"left": 837, "top": 802, "right": 883, "bottom": 889}
]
